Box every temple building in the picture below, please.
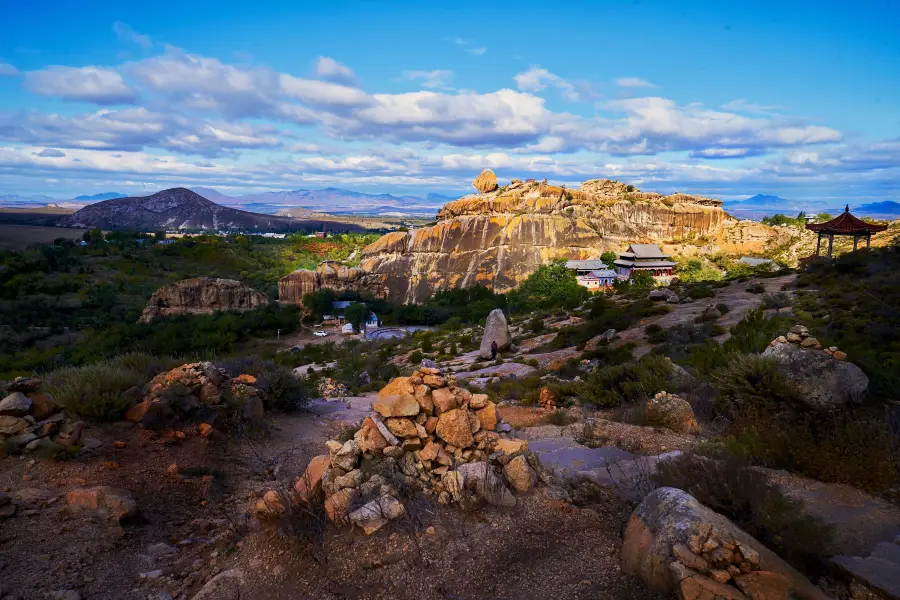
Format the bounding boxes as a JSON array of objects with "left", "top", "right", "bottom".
[
  {"left": 565, "top": 259, "right": 610, "bottom": 277},
  {"left": 806, "top": 205, "right": 888, "bottom": 258},
  {"left": 576, "top": 268, "right": 618, "bottom": 290},
  {"left": 614, "top": 244, "right": 677, "bottom": 280}
]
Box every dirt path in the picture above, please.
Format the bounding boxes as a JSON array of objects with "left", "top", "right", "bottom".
[{"left": 615, "top": 274, "right": 796, "bottom": 357}]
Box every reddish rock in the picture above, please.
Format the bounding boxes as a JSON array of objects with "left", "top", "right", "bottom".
[
  {"left": 476, "top": 402, "right": 498, "bottom": 431},
  {"left": 26, "top": 391, "right": 61, "bottom": 420},
  {"left": 436, "top": 409, "right": 474, "bottom": 448},
  {"left": 65, "top": 486, "right": 138, "bottom": 523},
  {"left": 377, "top": 377, "right": 416, "bottom": 400},
  {"left": 294, "top": 454, "right": 329, "bottom": 502},
  {"left": 431, "top": 387, "right": 457, "bottom": 413}
]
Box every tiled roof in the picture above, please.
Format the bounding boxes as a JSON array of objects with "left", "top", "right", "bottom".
[
  {"left": 806, "top": 206, "right": 888, "bottom": 234},
  {"left": 565, "top": 259, "right": 609, "bottom": 270},
  {"left": 625, "top": 243, "right": 669, "bottom": 258},
  {"left": 615, "top": 259, "right": 676, "bottom": 268}
]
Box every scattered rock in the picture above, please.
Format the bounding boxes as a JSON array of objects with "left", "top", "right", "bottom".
[
  {"left": 0, "top": 392, "right": 32, "bottom": 416},
  {"left": 349, "top": 495, "right": 405, "bottom": 534},
  {"left": 65, "top": 486, "right": 139, "bottom": 523},
  {"left": 191, "top": 569, "right": 246, "bottom": 600}
]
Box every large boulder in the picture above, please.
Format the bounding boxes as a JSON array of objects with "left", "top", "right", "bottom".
[
  {"left": 139, "top": 277, "right": 269, "bottom": 323},
  {"left": 620, "top": 487, "right": 829, "bottom": 600},
  {"left": 192, "top": 569, "right": 246, "bottom": 600},
  {"left": 761, "top": 342, "right": 869, "bottom": 408},
  {"left": 0, "top": 392, "right": 32, "bottom": 417},
  {"left": 644, "top": 392, "right": 699, "bottom": 435},
  {"left": 473, "top": 169, "right": 499, "bottom": 193},
  {"left": 478, "top": 309, "right": 510, "bottom": 359}
]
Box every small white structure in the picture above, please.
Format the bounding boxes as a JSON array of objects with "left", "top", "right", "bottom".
[
  {"left": 341, "top": 323, "right": 355, "bottom": 335},
  {"left": 577, "top": 268, "right": 618, "bottom": 290},
  {"left": 365, "top": 312, "right": 380, "bottom": 330}
]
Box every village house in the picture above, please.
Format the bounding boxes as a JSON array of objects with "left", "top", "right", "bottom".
[
  {"left": 564, "top": 259, "right": 617, "bottom": 290},
  {"left": 614, "top": 244, "right": 677, "bottom": 280}
]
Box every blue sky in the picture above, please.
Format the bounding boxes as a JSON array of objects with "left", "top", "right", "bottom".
[{"left": 0, "top": 0, "right": 898, "bottom": 205}]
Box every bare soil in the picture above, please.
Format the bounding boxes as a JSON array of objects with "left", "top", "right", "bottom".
[{"left": 0, "top": 404, "right": 663, "bottom": 600}]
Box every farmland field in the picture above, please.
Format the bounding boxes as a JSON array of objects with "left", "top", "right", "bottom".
[{"left": 0, "top": 223, "right": 87, "bottom": 250}]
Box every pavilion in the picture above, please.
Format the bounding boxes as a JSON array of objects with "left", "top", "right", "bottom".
[{"left": 805, "top": 205, "right": 888, "bottom": 258}]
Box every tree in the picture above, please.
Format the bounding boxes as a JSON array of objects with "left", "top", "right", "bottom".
[
  {"left": 343, "top": 302, "right": 368, "bottom": 331},
  {"left": 302, "top": 289, "right": 336, "bottom": 318},
  {"left": 600, "top": 251, "right": 618, "bottom": 266},
  {"left": 507, "top": 260, "right": 590, "bottom": 312},
  {"left": 631, "top": 270, "right": 656, "bottom": 287}
]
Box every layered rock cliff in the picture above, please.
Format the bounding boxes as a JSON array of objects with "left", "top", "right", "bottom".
[
  {"left": 140, "top": 277, "right": 270, "bottom": 323},
  {"left": 279, "top": 175, "right": 785, "bottom": 305}
]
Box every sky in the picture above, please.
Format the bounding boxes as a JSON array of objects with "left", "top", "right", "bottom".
[{"left": 0, "top": 0, "right": 898, "bottom": 205}]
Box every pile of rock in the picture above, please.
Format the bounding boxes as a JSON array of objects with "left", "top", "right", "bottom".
[
  {"left": 317, "top": 377, "right": 348, "bottom": 399},
  {"left": 670, "top": 529, "right": 781, "bottom": 600},
  {"left": 0, "top": 377, "right": 84, "bottom": 456},
  {"left": 539, "top": 387, "right": 560, "bottom": 409},
  {"left": 125, "top": 362, "right": 264, "bottom": 428},
  {"left": 256, "top": 365, "right": 538, "bottom": 535},
  {"left": 644, "top": 392, "right": 700, "bottom": 435},
  {"left": 770, "top": 324, "right": 845, "bottom": 359},
  {"left": 649, "top": 288, "right": 680, "bottom": 304}
]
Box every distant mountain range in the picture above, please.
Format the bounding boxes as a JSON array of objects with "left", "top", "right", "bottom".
[
  {"left": 56, "top": 188, "right": 365, "bottom": 233},
  {"left": 73, "top": 192, "right": 125, "bottom": 202},
  {"left": 724, "top": 194, "right": 900, "bottom": 219}
]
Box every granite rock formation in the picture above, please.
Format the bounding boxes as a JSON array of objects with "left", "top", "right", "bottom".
[
  {"left": 278, "top": 175, "right": 786, "bottom": 304},
  {"left": 140, "top": 277, "right": 269, "bottom": 323}
]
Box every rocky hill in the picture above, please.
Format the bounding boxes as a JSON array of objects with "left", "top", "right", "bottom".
[
  {"left": 57, "top": 188, "right": 365, "bottom": 233},
  {"left": 139, "top": 277, "right": 269, "bottom": 323},
  {"left": 279, "top": 172, "right": 789, "bottom": 304}
]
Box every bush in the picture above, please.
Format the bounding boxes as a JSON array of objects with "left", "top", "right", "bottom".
[
  {"left": 716, "top": 302, "right": 729, "bottom": 314},
  {"left": 216, "top": 356, "right": 311, "bottom": 411},
  {"left": 747, "top": 282, "right": 765, "bottom": 294},
  {"left": 542, "top": 409, "right": 576, "bottom": 426},
  {"left": 761, "top": 291, "right": 793, "bottom": 310},
  {"left": 655, "top": 454, "right": 833, "bottom": 573},
  {"left": 578, "top": 354, "right": 673, "bottom": 407},
  {"left": 712, "top": 354, "right": 803, "bottom": 414},
  {"left": 45, "top": 353, "right": 178, "bottom": 421},
  {"left": 645, "top": 323, "right": 668, "bottom": 344},
  {"left": 529, "top": 315, "right": 545, "bottom": 334},
  {"left": 409, "top": 350, "right": 423, "bottom": 364}
]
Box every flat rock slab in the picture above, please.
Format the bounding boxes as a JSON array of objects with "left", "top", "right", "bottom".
[
  {"left": 452, "top": 362, "right": 537, "bottom": 381},
  {"left": 515, "top": 332, "right": 558, "bottom": 354},
  {"left": 305, "top": 396, "right": 375, "bottom": 428},
  {"left": 833, "top": 544, "right": 900, "bottom": 600},
  {"left": 525, "top": 347, "right": 581, "bottom": 369}
]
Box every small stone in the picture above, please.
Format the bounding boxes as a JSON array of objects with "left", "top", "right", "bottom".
[
  {"left": 167, "top": 463, "right": 179, "bottom": 475},
  {"left": 736, "top": 542, "right": 760, "bottom": 566},
  {"left": 349, "top": 495, "right": 405, "bottom": 534},
  {"left": 832, "top": 350, "right": 847, "bottom": 360},
  {"left": 198, "top": 423, "right": 214, "bottom": 437},
  {"left": 332, "top": 440, "right": 360, "bottom": 471},
  {"left": 800, "top": 337, "right": 821, "bottom": 349},
  {"left": 431, "top": 387, "right": 457, "bottom": 413},
  {"left": 709, "top": 569, "right": 732, "bottom": 583},
  {"left": 382, "top": 445, "right": 404, "bottom": 459},
  {"left": 786, "top": 332, "right": 803, "bottom": 343},
  {"left": 673, "top": 542, "right": 710, "bottom": 572},
  {"left": 0, "top": 392, "right": 32, "bottom": 417},
  {"left": 114, "top": 440, "right": 126, "bottom": 449},
  {"left": 325, "top": 488, "right": 358, "bottom": 522}
]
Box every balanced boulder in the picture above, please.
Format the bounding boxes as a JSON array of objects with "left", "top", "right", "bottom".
[{"left": 478, "top": 309, "right": 510, "bottom": 359}]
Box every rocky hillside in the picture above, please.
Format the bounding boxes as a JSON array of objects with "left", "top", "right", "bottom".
[
  {"left": 57, "top": 188, "right": 366, "bottom": 233},
  {"left": 139, "top": 277, "right": 269, "bottom": 323},
  {"left": 279, "top": 172, "right": 789, "bottom": 304}
]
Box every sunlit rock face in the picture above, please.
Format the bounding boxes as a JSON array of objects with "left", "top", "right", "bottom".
[{"left": 279, "top": 177, "right": 781, "bottom": 304}]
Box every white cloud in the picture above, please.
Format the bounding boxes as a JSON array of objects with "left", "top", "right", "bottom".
[
  {"left": 0, "top": 63, "right": 18, "bottom": 76},
  {"left": 24, "top": 66, "right": 139, "bottom": 105},
  {"left": 314, "top": 56, "right": 356, "bottom": 85},
  {"left": 513, "top": 66, "right": 596, "bottom": 102},
  {"left": 721, "top": 99, "right": 782, "bottom": 115},
  {"left": 402, "top": 69, "right": 454, "bottom": 89},
  {"left": 112, "top": 21, "right": 152, "bottom": 49},
  {"left": 615, "top": 77, "right": 654, "bottom": 88},
  {"left": 469, "top": 47, "right": 487, "bottom": 56},
  {"left": 35, "top": 148, "right": 66, "bottom": 157}
]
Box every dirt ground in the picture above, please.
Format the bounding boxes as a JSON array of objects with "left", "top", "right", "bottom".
[
  {"left": 0, "top": 406, "right": 662, "bottom": 600},
  {"left": 0, "top": 223, "right": 87, "bottom": 250}
]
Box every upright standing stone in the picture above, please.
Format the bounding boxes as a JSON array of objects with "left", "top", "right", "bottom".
[{"left": 478, "top": 309, "right": 510, "bottom": 359}]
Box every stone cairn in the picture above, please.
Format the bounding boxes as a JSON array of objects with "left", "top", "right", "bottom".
[
  {"left": 670, "top": 526, "right": 780, "bottom": 600},
  {"left": 770, "top": 324, "right": 846, "bottom": 360},
  {"left": 317, "top": 377, "right": 348, "bottom": 400},
  {"left": 255, "top": 364, "right": 538, "bottom": 535},
  {"left": 125, "top": 362, "right": 265, "bottom": 429},
  {"left": 0, "top": 377, "right": 84, "bottom": 456}
]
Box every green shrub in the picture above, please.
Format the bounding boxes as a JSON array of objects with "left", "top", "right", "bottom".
[
  {"left": 409, "top": 350, "right": 423, "bottom": 364},
  {"left": 716, "top": 302, "right": 729, "bottom": 314},
  {"left": 542, "top": 409, "right": 576, "bottom": 426},
  {"left": 216, "top": 356, "right": 311, "bottom": 411},
  {"left": 712, "top": 354, "right": 803, "bottom": 413},
  {"left": 645, "top": 323, "right": 668, "bottom": 344},
  {"left": 761, "top": 291, "right": 793, "bottom": 310},
  {"left": 747, "top": 282, "right": 765, "bottom": 294},
  {"left": 654, "top": 454, "right": 833, "bottom": 573},
  {"left": 45, "top": 353, "right": 177, "bottom": 421},
  {"left": 530, "top": 315, "right": 545, "bottom": 334},
  {"left": 578, "top": 354, "right": 673, "bottom": 407}
]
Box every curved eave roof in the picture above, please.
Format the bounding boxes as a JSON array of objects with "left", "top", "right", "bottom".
[{"left": 806, "top": 210, "right": 888, "bottom": 234}]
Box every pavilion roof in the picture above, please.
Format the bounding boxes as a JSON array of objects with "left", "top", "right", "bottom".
[{"left": 806, "top": 205, "right": 888, "bottom": 234}]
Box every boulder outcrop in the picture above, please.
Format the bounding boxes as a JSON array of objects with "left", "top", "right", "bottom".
[
  {"left": 278, "top": 175, "right": 785, "bottom": 304},
  {"left": 478, "top": 309, "right": 510, "bottom": 358},
  {"left": 763, "top": 336, "right": 868, "bottom": 408},
  {"left": 140, "top": 277, "right": 269, "bottom": 323},
  {"left": 0, "top": 377, "right": 81, "bottom": 456},
  {"left": 621, "top": 487, "right": 829, "bottom": 600}
]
